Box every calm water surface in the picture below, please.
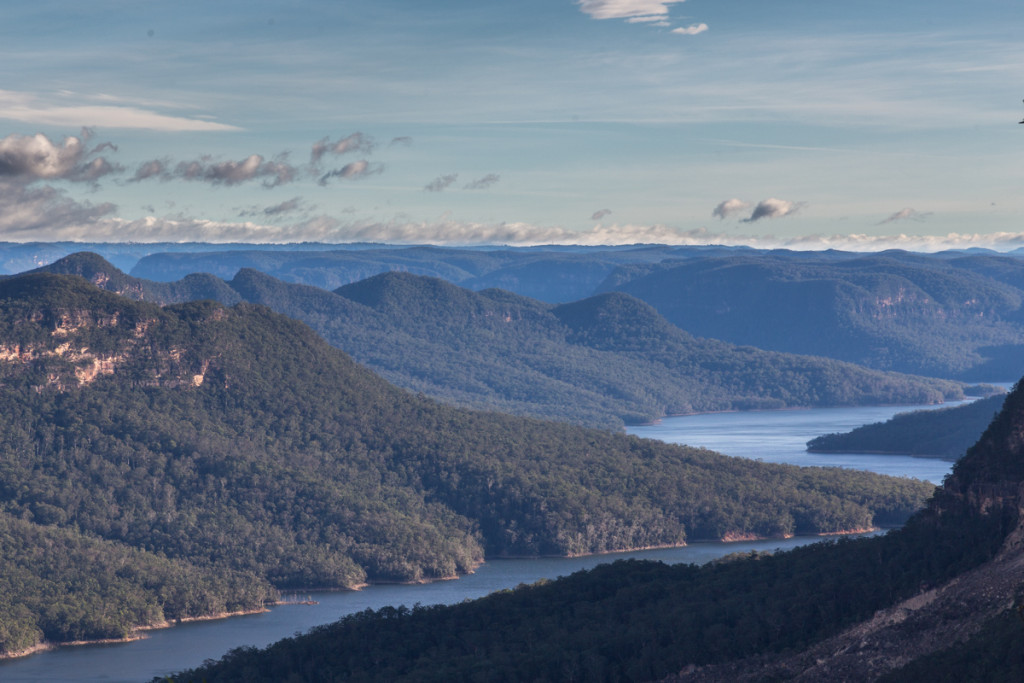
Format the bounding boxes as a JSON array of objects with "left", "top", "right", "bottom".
[
  {"left": 3, "top": 398, "right": 988, "bottom": 682},
  {"left": 627, "top": 401, "right": 980, "bottom": 484}
]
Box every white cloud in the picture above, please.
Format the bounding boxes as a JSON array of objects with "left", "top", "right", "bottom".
[
  {"left": 712, "top": 198, "right": 751, "bottom": 219},
  {"left": 743, "top": 198, "right": 804, "bottom": 222},
  {"left": 0, "top": 90, "right": 239, "bottom": 132},
  {"left": 672, "top": 23, "right": 708, "bottom": 36},
  {"left": 577, "top": 0, "right": 687, "bottom": 20},
  {"left": 878, "top": 207, "right": 933, "bottom": 225},
  {"left": 0, "top": 132, "right": 121, "bottom": 183}
]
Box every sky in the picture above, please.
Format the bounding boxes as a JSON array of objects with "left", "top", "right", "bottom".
[{"left": 1, "top": 0, "right": 1024, "bottom": 250}]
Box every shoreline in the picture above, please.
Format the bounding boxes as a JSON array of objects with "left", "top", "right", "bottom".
[
  {"left": 807, "top": 447, "right": 958, "bottom": 462},
  {"left": 0, "top": 606, "right": 272, "bottom": 662},
  {"left": 0, "top": 529, "right": 881, "bottom": 662},
  {"left": 626, "top": 392, "right": 990, "bottom": 428}
]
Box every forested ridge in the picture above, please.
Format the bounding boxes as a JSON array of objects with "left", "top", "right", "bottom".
[
  {"left": 30, "top": 252, "right": 969, "bottom": 429},
  {"left": 597, "top": 251, "right": 1024, "bottom": 379},
  {"left": 123, "top": 244, "right": 1024, "bottom": 380},
  {"left": 165, "top": 380, "right": 1024, "bottom": 683},
  {"left": 808, "top": 393, "right": 1006, "bottom": 459},
  {"left": 0, "top": 272, "right": 937, "bottom": 654}
]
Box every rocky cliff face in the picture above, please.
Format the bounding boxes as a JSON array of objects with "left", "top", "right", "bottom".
[{"left": 0, "top": 274, "right": 221, "bottom": 392}]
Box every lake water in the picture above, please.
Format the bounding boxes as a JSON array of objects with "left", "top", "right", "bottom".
[
  {"left": 626, "top": 401, "right": 974, "bottom": 485},
  {"left": 0, "top": 398, "right": 978, "bottom": 682}
]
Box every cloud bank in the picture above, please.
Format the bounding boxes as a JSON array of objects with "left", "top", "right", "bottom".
[{"left": 4, "top": 191, "right": 1024, "bottom": 255}]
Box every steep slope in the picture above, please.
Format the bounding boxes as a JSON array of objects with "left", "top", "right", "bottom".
[
  {"left": 165, "top": 381, "right": 1024, "bottom": 682},
  {"left": 599, "top": 252, "right": 1024, "bottom": 379},
  {"left": 671, "top": 380, "right": 1024, "bottom": 681},
  {"left": 0, "top": 272, "right": 940, "bottom": 655}
]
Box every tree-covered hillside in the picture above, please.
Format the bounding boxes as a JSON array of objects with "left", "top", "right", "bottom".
[
  {"left": 30, "top": 253, "right": 969, "bottom": 429},
  {"left": 0, "top": 272, "right": 938, "bottom": 654},
  {"left": 598, "top": 251, "right": 1024, "bottom": 379},
  {"left": 124, "top": 244, "right": 1024, "bottom": 380},
  {"left": 808, "top": 393, "right": 1006, "bottom": 459},
  {"left": 0, "top": 511, "right": 273, "bottom": 656},
  {"left": 163, "top": 379, "right": 1024, "bottom": 683}
]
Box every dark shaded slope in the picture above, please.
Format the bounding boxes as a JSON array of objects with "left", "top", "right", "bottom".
[
  {"left": 808, "top": 393, "right": 1006, "bottom": 459},
  {"left": 163, "top": 380, "right": 1024, "bottom": 683}
]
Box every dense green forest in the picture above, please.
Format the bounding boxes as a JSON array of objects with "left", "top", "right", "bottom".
[
  {"left": 0, "top": 512, "right": 273, "bottom": 656},
  {"left": 598, "top": 251, "right": 1024, "bottom": 379},
  {"left": 30, "top": 253, "right": 970, "bottom": 429},
  {"left": 0, "top": 272, "right": 939, "bottom": 654},
  {"left": 808, "top": 393, "right": 1007, "bottom": 459},
  {"left": 163, "top": 377, "right": 1024, "bottom": 682}
]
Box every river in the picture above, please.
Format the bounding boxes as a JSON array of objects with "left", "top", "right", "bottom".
[{"left": 0, "top": 398, "right": 981, "bottom": 682}]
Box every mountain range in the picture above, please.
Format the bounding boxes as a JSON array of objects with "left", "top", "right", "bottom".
[
  {"left": 126, "top": 245, "right": 1024, "bottom": 380},
  {"left": 27, "top": 252, "right": 971, "bottom": 429}
]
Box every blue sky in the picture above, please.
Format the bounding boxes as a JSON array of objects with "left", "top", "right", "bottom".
[{"left": 1, "top": 0, "right": 1023, "bottom": 249}]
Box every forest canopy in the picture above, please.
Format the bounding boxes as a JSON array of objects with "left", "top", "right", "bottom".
[{"left": 0, "top": 272, "right": 938, "bottom": 654}]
